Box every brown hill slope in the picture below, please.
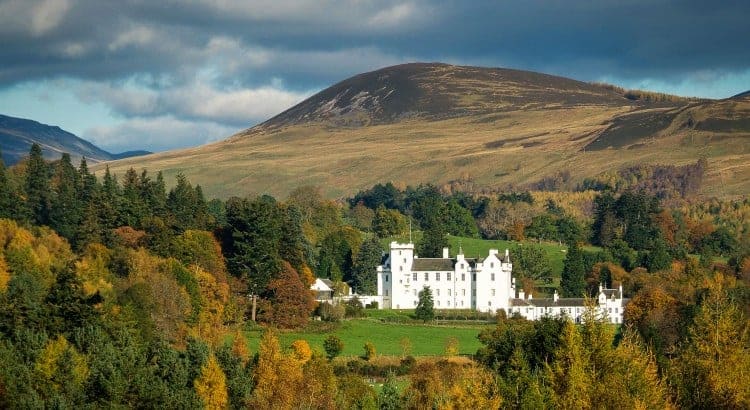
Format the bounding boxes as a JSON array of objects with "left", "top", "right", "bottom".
[{"left": 97, "top": 63, "right": 750, "bottom": 200}]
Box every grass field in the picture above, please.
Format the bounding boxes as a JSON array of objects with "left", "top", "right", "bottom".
[{"left": 244, "top": 317, "right": 492, "bottom": 358}]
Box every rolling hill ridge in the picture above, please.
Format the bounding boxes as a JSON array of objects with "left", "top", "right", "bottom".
[
  {"left": 0, "top": 114, "right": 150, "bottom": 166},
  {"left": 97, "top": 63, "right": 750, "bottom": 200}
]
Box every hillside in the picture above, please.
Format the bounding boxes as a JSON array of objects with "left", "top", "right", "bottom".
[
  {"left": 0, "top": 114, "right": 150, "bottom": 165},
  {"left": 97, "top": 63, "right": 750, "bottom": 199}
]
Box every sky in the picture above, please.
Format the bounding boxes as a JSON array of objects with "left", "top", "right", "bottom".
[{"left": 0, "top": 0, "right": 748, "bottom": 153}]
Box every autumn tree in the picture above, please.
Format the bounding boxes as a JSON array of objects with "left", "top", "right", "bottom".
[
  {"left": 672, "top": 274, "right": 750, "bottom": 408},
  {"left": 194, "top": 354, "right": 228, "bottom": 410},
  {"left": 261, "top": 261, "right": 315, "bottom": 329}
]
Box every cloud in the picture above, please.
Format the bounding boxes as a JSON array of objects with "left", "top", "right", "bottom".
[
  {"left": 368, "top": 3, "right": 417, "bottom": 28},
  {"left": 31, "top": 0, "right": 72, "bottom": 36},
  {"left": 84, "top": 115, "right": 237, "bottom": 153}
]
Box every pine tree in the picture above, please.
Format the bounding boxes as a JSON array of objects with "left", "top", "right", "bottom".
[
  {"left": 415, "top": 286, "right": 435, "bottom": 322},
  {"left": 49, "top": 153, "right": 82, "bottom": 241},
  {"left": 418, "top": 214, "right": 448, "bottom": 258},
  {"left": 352, "top": 237, "right": 382, "bottom": 295},
  {"left": 561, "top": 243, "right": 586, "bottom": 297},
  {"left": 24, "top": 143, "right": 51, "bottom": 225}
]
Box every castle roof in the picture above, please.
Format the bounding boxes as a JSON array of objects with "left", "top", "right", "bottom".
[
  {"left": 510, "top": 298, "right": 587, "bottom": 308},
  {"left": 411, "top": 257, "right": 484, "bottom": 271}
]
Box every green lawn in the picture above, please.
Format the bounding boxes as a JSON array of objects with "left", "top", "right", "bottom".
[{"left": 244, "top": 318, "right": 491, "bottom": 357}]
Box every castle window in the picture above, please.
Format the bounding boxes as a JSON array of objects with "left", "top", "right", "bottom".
[
  {"left": 447, "top": 272, "right": 451, "bottom": 281},
  {"left": 399, "top": 250, "right": 401, "bottom": 256},
  {"left": 447, "top": 300, "right": 451, "bottom": 306},
  {"left": 448, "top": 289, "right": 452, "bottom": 296},
  {"left": 386, "top": 275, "right": 389, "bottom": 282},
  {"left": 436, "top": 272, "right": 440, "bottom": 281},
  {"left": 413, "top": 272, "right": 417, "bottom": 281},
  {"left": 414, "top": 289, "right": 417, "bottom": 296},
  {"left": 385, "top": 290, "right": 389, "bottom": 296},
  {"left": 436, "top": 289, "right": 440, "bottom": 296},
  {"left": 488, "top": 301, "right": 492, "bottom": 306},
  {"left": 462, "top": 289, "right": 466, "bottom": 296},
  {"left": 399, "top": 266, "right": 402, "bottom": 272},
  {"left": 462, "top": 274, "right": 465, "bottom": 281},
  {"left": 491, "top": 289, "right": 495, "bottom": 296},
  {"left": 461, "top": 301, "right": 464, "bottom": 307},
  {"left": 491, "top": 262, "right": 494, "bottom": 268},
  {"left": 491, "top": 273, "right": 495, "bottom": 281},
  {"left": 424, "top": 272, "right": 429, "bottom": 281},
  {"left": 472, "top": 289, "right": 476, "bottom": 296},
  {"left": 403, "top": 258, "right": 407, "bottom": 263},
  {"left": 460, "top": 263, "right": 464, "bottom": 269},
  {"left": 472, "top": 274, "right": 476, "bottom": 281},
  {"left": 437, "top": 300, "right": 440, "bottom": 306}
]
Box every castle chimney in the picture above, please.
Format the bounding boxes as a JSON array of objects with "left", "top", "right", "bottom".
[
  {"left": 442, "top": 247, "right": 449, "bottom": 258},
  {"left": 518, "top": 289, "right": 525, "bottom": 299},
  {"left": 554, "top": 290, "right": 559, "bottom": 303}
]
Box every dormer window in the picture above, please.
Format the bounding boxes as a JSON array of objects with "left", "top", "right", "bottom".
[
  {"left": 424, "top": 272, "right": 428, "bottom": 281},
  {"left": 460, "top": 263, "right": 464, "bottom": 269},
  {"left": 413, "top": 272, "right": 417, "bottom": 281},
  {"left": 490, "top": 262, "right": 494, "bottom": 268}
]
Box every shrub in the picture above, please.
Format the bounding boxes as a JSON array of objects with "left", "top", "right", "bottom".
[
  {"left": 323, "top": 335, "right": 344, "bottom": 360},
  {"left": 344, "top": 297, "right": 365, "bottom": 318},
  {"left": 363, "top": 342, "right": 376, "bottom": 361}
]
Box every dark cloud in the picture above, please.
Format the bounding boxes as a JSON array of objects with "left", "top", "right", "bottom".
[{"left": 0, "top": 0, "right": 748, "bottom": 151}]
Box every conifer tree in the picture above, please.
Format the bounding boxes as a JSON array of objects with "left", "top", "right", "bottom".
[
  {"left": 194, "top": 354, "right": 228, "bottom": 410},
  {"left": 24, "top": 143, "right": 51, "bottom": 225},
  {"left": 49, "top": 153, "right": 81, "bottom": 240},
  {"left": 351, "top": 237, "right": 383, "bottom": 295},
  {"left": 415, "top": 286, "right": 435, "bottom": 322},
  {"left": 561, "top": 243, "right": 586, "bottom": 297}
]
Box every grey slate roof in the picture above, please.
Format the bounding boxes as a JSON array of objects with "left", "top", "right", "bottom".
[
  {"left": 411, "top": 257, "right": 484, "bottom": 271},
  {"left": 412, "top": 258, "right": 454, "bottom": 271},
  {"left": 511, "top": 298, "right": 587, "bottom": 307}
]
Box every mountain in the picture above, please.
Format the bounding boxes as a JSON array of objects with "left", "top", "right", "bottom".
[
  {"left": 97, "top": 63, "right": 750, "bottom": 200},
  {"left": 0, "top": 114, "right": 151, "bottom": 166}
]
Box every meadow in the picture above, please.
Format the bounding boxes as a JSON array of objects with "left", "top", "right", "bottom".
[{"left": 244, "top": 315, "right": 492, "bottom": 357}]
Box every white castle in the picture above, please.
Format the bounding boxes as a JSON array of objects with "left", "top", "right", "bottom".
[{"left": 374, "top": 242, "right": 627, "bottom": 324}]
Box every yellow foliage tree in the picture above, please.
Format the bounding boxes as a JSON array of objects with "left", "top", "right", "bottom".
[
  {"left": 231, "top": 331, "right": 250, "bottom": 366},
  {"left": 75, "top": 243, "right": 113, "bottom": 298},
  {"left": 291, "top": 339, "right": 312, "bottom": 363},
  {"left": 673, "top": 274, "right": 750, "bottom": 408},
  {"left": 194, "top": 354, "right": 228, "bottom": 410},
  {"left": 252, "top": 329, "right": 303, "bottom": 409},
  {"left": 35, "top": 335, "right": 89, "bottom": 390},
  {"left": 550, "top": 321, "right": 591, "bottom": 410},
  {"left": 193, "top": 265, "right": 231, "bottom": 345},
  {"left": 0, "top": 253, "right": 9, "bottom": 292}
]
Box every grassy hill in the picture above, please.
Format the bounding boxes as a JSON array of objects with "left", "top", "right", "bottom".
[{"left": 95, "top": 63, "right": 750, "bottom": 200}]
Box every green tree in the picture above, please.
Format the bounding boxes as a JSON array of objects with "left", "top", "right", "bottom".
[
  {"left": 561, "top": 244, "right": 586, "bottom": 297},
  {"left": 323, "top": 335, "right": 344, "bottom": 360},
  {"left": 512, "top": 244, "right": 552, "bottom": 282},
  {"left": 351, "top": 237, "right": 382, "bottom": 295},
  {"left": 49, "top": 153, "right": 82, "bottom": 241},
  {"left": 24, "top": 143, "right": 51, "bottom": 225},
  {"left": 415, "top": 286, "right": 435, "bottom": 322},
  {"left": 373, "top": 206, "right": 407, "bottom": 238},
  {"left": 0, "top": 149, "right": 22, "bottom": 220},
  {"left": 225, "top": 195, "right": 283, "bottom": 295}
]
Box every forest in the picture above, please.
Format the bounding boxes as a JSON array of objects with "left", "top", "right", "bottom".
[{"left": 0, "top": 144, "right": 748, "bottom": 408}]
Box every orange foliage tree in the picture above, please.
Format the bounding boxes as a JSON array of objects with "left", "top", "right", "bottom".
[{"left": 261, "top": 261, "right": 316, "bottom": 329}]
